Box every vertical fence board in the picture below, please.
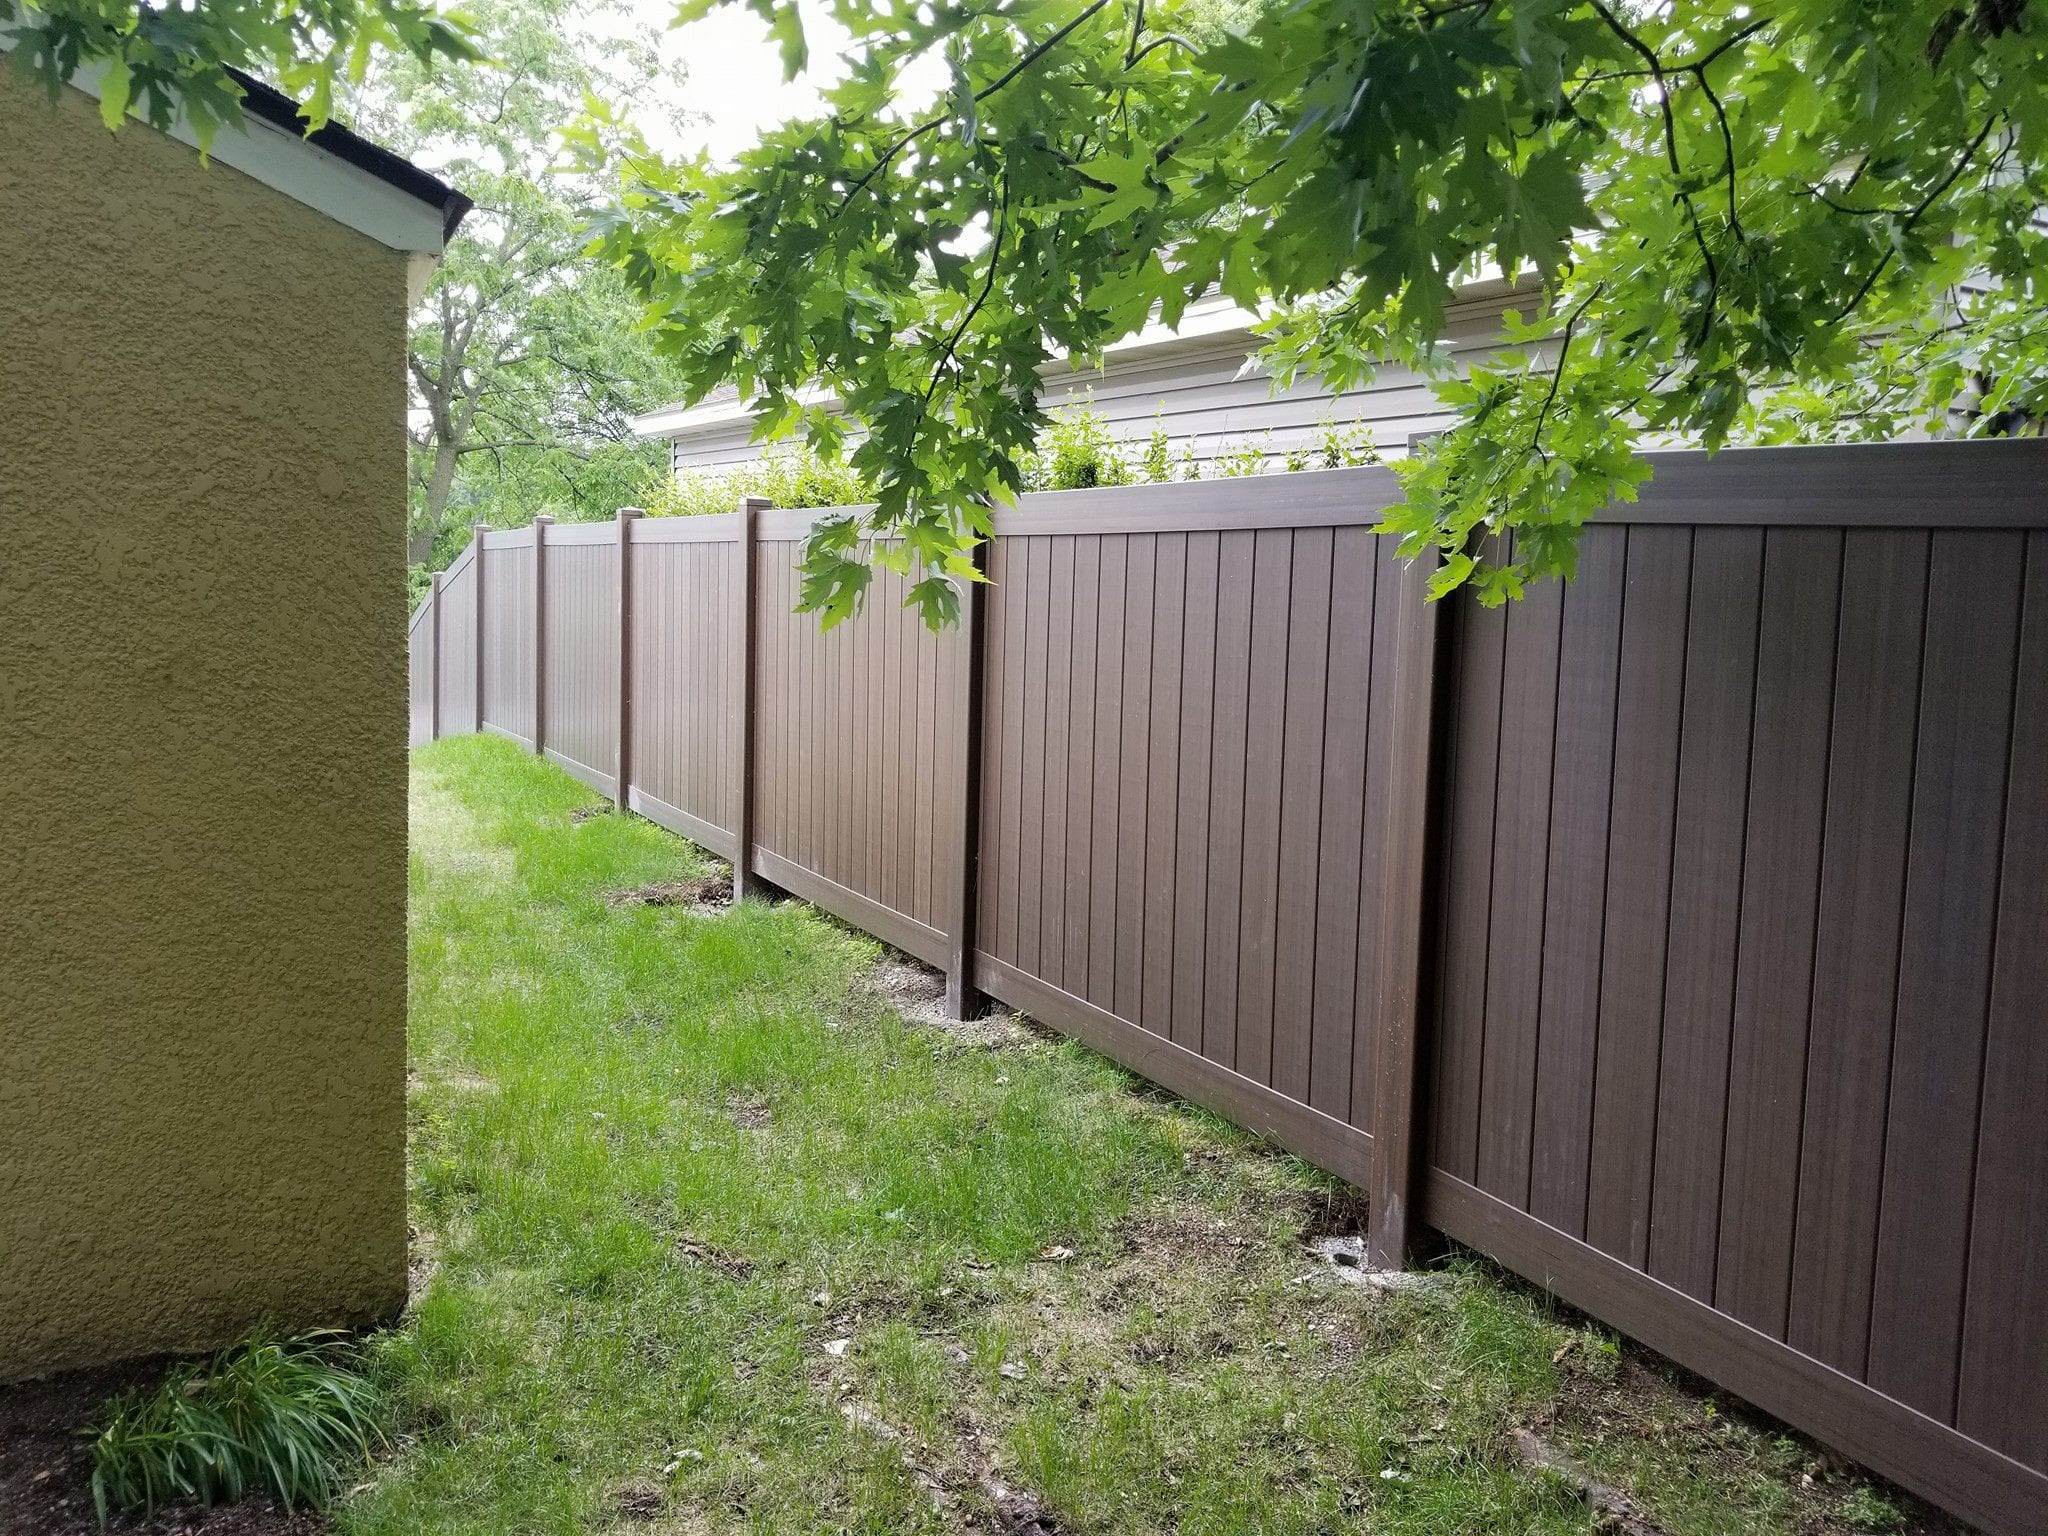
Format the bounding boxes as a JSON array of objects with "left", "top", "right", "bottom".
[
  {"left": 1234, "top": 529, "right": 1293, "bottom": 1086},
  {"left": 1476, "top": 574, "right": 1564, "bottom": 1207},
  {"left": 1527, "top": 525, "right": 1626, "bottom": 1236},
  {"left": 978, "top": 539, "right": 1010, "bottom": 961},
  {"left": 1865, "top": 530, "right": 2024, "bottom": 1419},
  {"left": 1648, "top": 528, "right": 1764, "bottom": 1300},
  {"left": 1583, "top": 526, "right": 1692, "bottom": 1267},
  {"left": 1713, "top": 528, "right": 1842, "bottom": 1335},
  {"left": 995, "top": 539, "right": 1027, "bottom": 964},
  {"left": 1058, "top": 541, "right": 1100, "bottom": 998},
  {"left": 1087, "top": 537, "right": 1128, "bottom": 1015},
  {"left": 1142, "top": 534, "right": 1188, "bottom": 1040},
  {"left": 1038, "top": 538, "right": 1075, "bottom": 988},
  {"left": 1956, "top": 530, "right": 2048, "bottom": 1466},
  {"left": 1201, "top": 532, "right": 1253, "bottom": 1071},
  {"left": 1431, "top": 587, "right": 1507, "bottom": 1181},
  {"left": 1787, "top": 530, "right": 1931, "bottom": 1376},
  {"left": 1172, "top": 532, "right": 1220, "bottom": 1052},
  {"left": 1307, "top": 525, "right": 1374, "bottom": 1120},
  {"left": 1114, "top": 537, "right": 1155, "bottom": 1025},
  {"left": 1351, "top": 537, "right": 1405, "bottom": 1137},
  {"left": 1272, "top": 529, "right": 1331, "bottom": 1101},
  {"left": 1016, "top": 539, "right": 1050, "bottom": 976}
]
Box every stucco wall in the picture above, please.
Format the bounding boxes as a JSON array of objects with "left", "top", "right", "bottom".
[{"left": 0, "top": 72, "right": 409, "bottom": 1377}]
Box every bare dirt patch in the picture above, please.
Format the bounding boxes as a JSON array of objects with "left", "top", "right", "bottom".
[
  {"left": 671, "top": 1235, "right": 754, "bottom": 1281},
  {"left": 0, "top": 1366, "right": 328, "bottom": 1536},
  {"left": 724, "top": 1094, "right": 772, "bottom": 1131},
  {"left": 612, "top": 1480, "right": 666, "bottom": 1521},
  {"left": 1534, "top": 1327, "right": 1968, "bottom": 1535},
  {"left": 1295, "top": 1182, "right": 1373, "bottom": 1240},
  {"left": 605, "top": 871, "right": 732, "bottom": 912},
  {"left": 866, "top": 960, "right": 1041, "bottom": 1049},
  {"left": 837, "top": 1395, "right": 1063, "bottom": 1535}
]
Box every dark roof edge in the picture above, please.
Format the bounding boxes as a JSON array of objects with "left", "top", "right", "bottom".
[{"left": 226, "top": 66, "right": 472, "bottom": 242}]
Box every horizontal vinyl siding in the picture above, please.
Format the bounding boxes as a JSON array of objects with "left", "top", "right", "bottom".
[{"left": 666, "top": 291, "right": 1537, "bottom": 478}]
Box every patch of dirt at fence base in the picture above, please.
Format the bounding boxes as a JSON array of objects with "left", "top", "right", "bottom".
[
  {"left": 0, "top": 1365, "right": 328, "bottom": 1536},
  {"left": 1530, "top": 1315, "right": 1970, "bottom": 1536},
  {"left": 604, "top": 870, "right": 733, "bottom": 913},
  {"left": 866, "top": 959, "right": 1041, "bottom": 1049},
  {"left": 1294, "top": 1181, "right": 1373, "bottom": 1240}
]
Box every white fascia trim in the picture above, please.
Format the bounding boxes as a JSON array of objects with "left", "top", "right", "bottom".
[
  {"left": 2, "top": 36, "right": 451, "bottom": 256},
  {"left": 631, "top": 381, "right": 842, "bottom": 440}
]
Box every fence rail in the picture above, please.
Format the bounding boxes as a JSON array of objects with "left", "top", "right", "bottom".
[{"left": 409, "top": 439, "right": 2048, "bottom": 1536}]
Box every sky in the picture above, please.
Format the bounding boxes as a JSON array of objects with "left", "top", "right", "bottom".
[{"left": 618, "top": 0, "right": 943, "bottom": 164}]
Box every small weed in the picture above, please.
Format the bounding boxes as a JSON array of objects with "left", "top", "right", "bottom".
[
  {"left": 87, "top": 1331, "right": 382, "bottom": 1522},
  {"left": 1841, "top": 1484, "right": 1906, "bottom": 1531}
]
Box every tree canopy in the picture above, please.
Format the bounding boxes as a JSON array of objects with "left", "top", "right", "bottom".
[
  {"left": 3, "top": 0, "right": 475, "bottom": 142},
  {"left": 591, "top": 0, "right": 2048, "bottom": 620},
  {"left": 342, "top": 0, "right": 689, "bottom": 568}
]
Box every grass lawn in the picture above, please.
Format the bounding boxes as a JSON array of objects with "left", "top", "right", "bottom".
[{"left": 354, "top": 734, "right": 1948, "bottom": 1536}]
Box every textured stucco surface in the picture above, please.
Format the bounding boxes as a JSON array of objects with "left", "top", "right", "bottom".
[{"left": 0, "top": 74, "right": 409, "bottom": 1377}]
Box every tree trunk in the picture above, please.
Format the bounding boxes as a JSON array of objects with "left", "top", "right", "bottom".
[{"left": 409, "top": 441, "right": 463, "bottom": 565}]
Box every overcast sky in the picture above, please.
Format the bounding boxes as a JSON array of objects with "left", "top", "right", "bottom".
[{"left": 619, "top": 0, "right": 945, "bottom": 162}]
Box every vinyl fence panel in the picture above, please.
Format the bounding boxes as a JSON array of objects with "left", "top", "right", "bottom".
[
  {"left": 537, "top": 522, "right": 619, "bottom": 795},
  {"left": 408, "top": 440, "right": 2048, "bottom": 1536},
  {"left": 480, "top": 527, "right": 534, "bottom": 746}
]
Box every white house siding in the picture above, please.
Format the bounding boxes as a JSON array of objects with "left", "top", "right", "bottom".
[
  {"left": 1035, "top": 287, "right": 1539, "bottom": 472},
  {"left": 654, "top": 286, "right": 1544, "bottom": 478}
]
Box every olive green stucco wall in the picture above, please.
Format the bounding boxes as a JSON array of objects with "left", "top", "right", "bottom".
[{"left": 0, "top": 72, "right": 410, "bottom": 1377}]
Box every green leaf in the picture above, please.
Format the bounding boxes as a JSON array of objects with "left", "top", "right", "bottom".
[{"left": 98, "top": 51, "right": 132, "bottom": 130}]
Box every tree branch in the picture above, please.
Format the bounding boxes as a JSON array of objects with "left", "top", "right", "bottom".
[
  {"left": 1829, "top": 113, "right": 2001, "bottom": 324},
  {"left": 831, "top": 0, "right": 1112, "bottom": 217}
]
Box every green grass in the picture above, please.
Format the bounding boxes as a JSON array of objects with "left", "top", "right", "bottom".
[
  {"left": 354, "top": 734, "right": 1939, "bottom": 1535},
  {"left": 90, "top": 1331, "right": 382, "bottom": 1521}
]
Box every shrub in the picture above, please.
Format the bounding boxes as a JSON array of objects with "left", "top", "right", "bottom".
[
  {"left": 1021, "top": 400, "right": 1134, "bottom": 491},
  {"left": 88, "top": 1332, "right": 384, "bottom": 1523},
  {"left": 1212, "top": 435, "right": 1272, "bottom": 477},
  {"left": 1140, "top": 414, "right": 1173, "bottom": 484},
  {"left": 645, "top": 442, "right": 872, "bottom": 519}
]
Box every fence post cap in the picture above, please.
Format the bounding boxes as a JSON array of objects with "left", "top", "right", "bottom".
[{"left": 618, "top": 505, "right": 646, "bottom": 519}]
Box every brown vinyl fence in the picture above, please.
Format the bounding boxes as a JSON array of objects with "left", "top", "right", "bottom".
[{"left": 408, "top": 439, "right": 2047, "bottom": 1535}]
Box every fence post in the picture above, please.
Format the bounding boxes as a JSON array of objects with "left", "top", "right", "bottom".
[
  {"left": 471, "top": 522, "right": 489, "bottom": 734},
  {"left": 428, "top": 569, "right": 444, "bottom": 742},
  {"left": 943, "top": 542, "right": 991, "bottom": 1020},
  {"left": 614, "top": 505, "right": 643, "bottom": 811},
  {"left": 1366, "top": 547, "right": 1449, "bottom": 1271},
  {"left": 531, "top": 514, "right": 551, "bottom": 756},
  {"left": 730, "top": 497, "right": 769, "bottom": 900}
]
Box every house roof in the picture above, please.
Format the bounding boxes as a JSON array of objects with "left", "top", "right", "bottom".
[
  {"left": 227, "top": 68, "right": 472, "bottom": 243},
  {"left": 0, "top": 30, "right": 470, "bottom": 257}
]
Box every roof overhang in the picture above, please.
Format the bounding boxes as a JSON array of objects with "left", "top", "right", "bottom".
[{"left": 3, "top": 33, "right": 470, "bottom": 290}]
